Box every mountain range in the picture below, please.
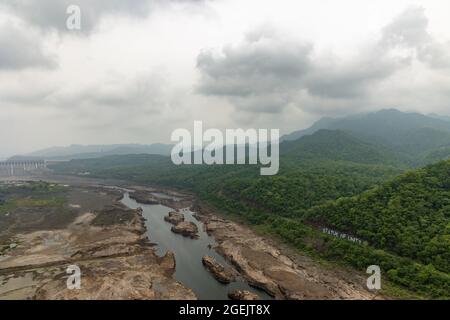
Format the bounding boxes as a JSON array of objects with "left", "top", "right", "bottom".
[
  {"left": 281, "top": 109, "right": 450, "bottom": 166},
  {"left": 10, "top": 109, "right": 450, "bottom": 167},
  {"left": 9, "top": 143, "right": 172, "bottom": 161}
]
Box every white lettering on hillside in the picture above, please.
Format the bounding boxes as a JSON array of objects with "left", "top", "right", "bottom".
[{"left": 321, "top": 227, "right": 363, "bottom": 244}]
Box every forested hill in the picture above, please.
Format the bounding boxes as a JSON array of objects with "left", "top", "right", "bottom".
[
  {"left": 283, "top": 109, "right": 450, "bottom": 144},
  {"left": 280, "top": 129, "right": 405, "bottom": 166},
  {"left": 282, "top": 109, "right": 450, "bottom": 164},
  {"left": 306, "top": 160, "right": 450, "bottom": 274}
]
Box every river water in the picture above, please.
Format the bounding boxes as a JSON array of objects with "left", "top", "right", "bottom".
[{"left": 121, "top": 192, "right": 272, "bottom": 300}]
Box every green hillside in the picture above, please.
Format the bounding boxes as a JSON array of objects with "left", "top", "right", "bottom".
[
  {"left": 283, "top": 109, "right": 450, "bottom": 164},
  {"left": 304, "top": 160, "right": 450, "bottom": 297},
  {"left": 52, "top": 147, "right": 402, "bottom": 219},
  {"left": 306, "top": 161, "right": 450, "bottom": 272},
  {"left": 280, "top": 129, "right": 406, "bottom": 166}
]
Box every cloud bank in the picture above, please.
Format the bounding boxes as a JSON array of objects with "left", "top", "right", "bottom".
[
  {"left": 0, "top": 1, "right": 449, "bottom": 157},
  {"left": 196, "top": 6, "right": 450, "bottom": 117}
]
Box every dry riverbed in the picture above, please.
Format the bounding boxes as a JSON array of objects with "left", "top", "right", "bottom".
[
  {"left": 192, "top": 206, "right": 381, "bottom": 300},
  {"left": 125, "top": 185, "right": 381, "bottom": 300},
  {"left": 0, "top": 182, "right": 195, "bottom": 300}
]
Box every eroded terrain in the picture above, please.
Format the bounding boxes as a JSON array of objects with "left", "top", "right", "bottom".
[
  {"left": 0, "top": 175, "right": 382, "bottom": 300},
  {"left": 0, "top": 181, "right": 195, "bottom": 300},
  {"left": 194, "top": 207, "right": 381, "bottom": 300}
]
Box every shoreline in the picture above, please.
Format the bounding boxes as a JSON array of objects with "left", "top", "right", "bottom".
[
  {"left": 190, "top": 203, "right": 380, "bottom": 300},
  {"left": 1, "top": 173, "right": 381, "bottom": 300},
  {"left": 126, "top": 184, "right": 381, "bottom": 300},
  {"left": 0, "top": 180, "right": 196, "bottom": 300}
]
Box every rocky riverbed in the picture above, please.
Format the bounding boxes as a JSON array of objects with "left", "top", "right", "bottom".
[
  {"left": 228, "top": 290, "right": 259, "bottom": 300},
  {"left": 124, "top": 186, "right": 380, "bottom": 300},
  {"left": 171, "top": 221, "right": 199, "bottom": 239},
  {"left": 1, "top": 175, "right": 383, "bottom": 300},
  {"left": 193, "top": 207, "right": 381, "bottom": 300},
  {"left": 164, "top": 211, "right": 185, "bottom": 225},
  {"left": 0, "top": 183, "right": 195, "bottom": 300},
  {"left": 117, "top": 186, "right": 381, "bottom": 300},
  {"left": 202, "top": 256, "right": 236, "bottom": 284},
  {"left": 129, "top": 190, "right": 160, "bottom": 205}
]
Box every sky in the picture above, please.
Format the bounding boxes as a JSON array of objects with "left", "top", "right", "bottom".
[{"left": 1, "top": 0, "right": 450, "bottom": 157}]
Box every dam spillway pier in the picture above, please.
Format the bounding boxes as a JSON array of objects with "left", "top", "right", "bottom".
[{"left": 0, "top": 160, "right": 47, "bottom": 177}]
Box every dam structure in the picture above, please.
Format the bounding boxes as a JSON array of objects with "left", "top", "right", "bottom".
[{"left": 0, "top": 160, "right": 47, "bottom": 177}]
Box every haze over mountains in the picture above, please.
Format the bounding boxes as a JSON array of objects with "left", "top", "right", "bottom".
[
  {"left": 9, "top": 143, "right": 172, "bottom": 161},
  {"left": 12, "top": 109, "right": 450, "bottom": 167},
  {"left": 283, "top": 109, "right": 450, "bottom": 143},
  {"left": 281, "top": 109, "right": 450, "bottom": 166}
]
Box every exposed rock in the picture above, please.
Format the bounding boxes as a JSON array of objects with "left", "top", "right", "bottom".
[
  {"left": 159, "top": 251, "right": 176, "bottom": 276},
  {"left": 33, "top": 249, "right": 196, "bottom": 300},
  {"left": 201, "top": 212, "right": 379, "bottom": 300},
  {"left": 228, "top": 290, "right": 259, "bottom": 300},
  {"left": 129, "top": 191, "right": 159, "bottom": 205},
  {"left": 202, "top": 255, "right": 235, "bottom": 284},
  {"left": 91, "top": 205, "right": 138, "bottom": 227},
  {"left": 215, "top": 240, "right": 331, "bottom": 299},
  {"left": 0, "top": 185, "right": 196, "bottom": 300},
  {"left": 164, "top": 212, "right": 184, "bottom": 225},
  {"left": 129, "top": 188, "right": 194, "bottom": 210},
  {"left": 171, "top": 221, "right": 198, "bottom": 239}
]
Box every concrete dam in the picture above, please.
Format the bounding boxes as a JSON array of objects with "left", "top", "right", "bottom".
[{"left": 0, "top": 160, "right": 47, "bottom": 177}]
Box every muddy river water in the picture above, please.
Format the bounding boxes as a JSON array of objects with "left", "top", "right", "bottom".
[{"left": 121, "top": 192, "right": 272, "bottom": 300}]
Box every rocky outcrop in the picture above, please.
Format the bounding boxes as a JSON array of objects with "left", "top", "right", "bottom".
[
  {"left": 33, "top": 248, "right": 196, "bottom": 300},
  {"left": 171, "top": 221, "right": 198, "bottom": 238},
  {"left": 129, "top": 191, "right": 159, "bottom": 205},
  {"left": 228, "top": 290, "right": 259, "bottom": 300},
  {"left": 164, "top": 212, "right": 184, "bottom": 225},
  {"left": 0, "top": 185, "right": 196, "bottom": 300},
  {"left": 158, "top": 251, "right": 176, "bottom": 277},
  {"left": 202, "top": 255, "right": 235, "bottom": 284},
  {"left": 216, "top": 238, "right": 331, "bottom": 299},
  {"left": 201, "top": 214, "right": 378, "bottom": 300}
]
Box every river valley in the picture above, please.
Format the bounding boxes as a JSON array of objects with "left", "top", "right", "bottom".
[
  {"left": 121, "top": 192, "right": 272, "bottom": 300},
  {"left": 0, "top": 174, "right": 380, "bottom": 300}
]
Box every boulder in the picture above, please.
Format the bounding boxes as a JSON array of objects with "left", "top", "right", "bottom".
[
  {"left": 202, "top": 255, "right": 235, "bottom": 284},
  {"left": 171, "top": 221, "right": 198, "bottom": 238},
  {"left": 164, "top": 212, "right": 184, "bottom": 225},
  {"left": 228, "top": 290, "right": 259, "bottom": 300}
]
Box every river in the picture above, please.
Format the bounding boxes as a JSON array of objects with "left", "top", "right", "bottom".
[{"left": 121, "top": 192, "right": 272, "bottom": 300}]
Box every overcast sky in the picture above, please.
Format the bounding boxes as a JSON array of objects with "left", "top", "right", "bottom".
[{"left": 1, "top": 0, "right": 450, "bottom": 157}]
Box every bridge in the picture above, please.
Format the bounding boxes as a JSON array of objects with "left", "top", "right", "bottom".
[{"left": 0, "top": 160, "right": 47, "bottom": 177}]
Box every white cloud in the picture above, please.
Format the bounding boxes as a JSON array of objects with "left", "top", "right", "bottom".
[
  {"left": 0, "top": 24, "right": 56, "bottom": 70},
  {"left": 0, "top": 0, "right": 450, "bottom": 157}
]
